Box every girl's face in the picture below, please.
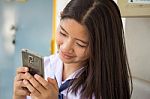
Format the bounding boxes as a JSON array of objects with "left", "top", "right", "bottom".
[{"left": 56, "top": 19, "right": 89, "bottom": 65}]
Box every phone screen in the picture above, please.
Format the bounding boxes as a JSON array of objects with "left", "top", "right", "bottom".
[{"left": 21, "top": 49, "right": 44, "bottom": 77}]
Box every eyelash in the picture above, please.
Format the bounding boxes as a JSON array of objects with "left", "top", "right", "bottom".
[
  {"left": 76, "top": 43, "right": 87, "bottom": 48},
  {"left": 59, "top": 31, "right": 87, "bottom": 48},
  {"left": 60, "top": 31, "right": 67, "bottom": 37}
]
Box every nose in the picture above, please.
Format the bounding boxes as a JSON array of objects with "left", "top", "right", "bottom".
[{"left": 61, "top": 39, "right": 74, "bottom": 53}]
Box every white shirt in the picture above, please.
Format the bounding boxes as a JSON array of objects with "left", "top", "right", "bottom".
[{"left": 27, "top": 53, "right": 82, "bottom": 99}]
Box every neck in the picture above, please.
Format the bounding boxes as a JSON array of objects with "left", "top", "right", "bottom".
[{"left": 62, "top": 63, "right": 82, "bottom": 81}]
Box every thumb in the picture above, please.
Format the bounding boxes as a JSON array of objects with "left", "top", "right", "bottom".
[{"left": 47, "top": 77, "right": 58, "bottom": 90}]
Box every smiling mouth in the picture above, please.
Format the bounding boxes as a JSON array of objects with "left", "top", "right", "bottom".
[{"left": 60, "top": 50, "right": 74, "bottom": 59}]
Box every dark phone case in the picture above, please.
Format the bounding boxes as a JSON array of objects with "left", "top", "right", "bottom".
[{"left": 21, "top": 49, "right": 44, "bottom": 77}]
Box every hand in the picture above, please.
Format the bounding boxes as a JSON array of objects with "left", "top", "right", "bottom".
[
  {"left": 13, "top": 67, "right": 30, "bottom": 99},
  {"left": 23, "top": 73, "right": 59, "bottom": 99}
]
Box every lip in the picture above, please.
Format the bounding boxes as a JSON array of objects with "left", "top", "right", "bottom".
[{"left": 60, "top": 50, "right": 74, "bottom": 59}]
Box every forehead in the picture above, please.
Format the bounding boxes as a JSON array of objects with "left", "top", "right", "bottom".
[{"left": 60, "top": 19, "right": 89, "bottom": 41}]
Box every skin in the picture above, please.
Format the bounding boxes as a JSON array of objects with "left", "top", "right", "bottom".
[
  {"left": 56, "top": 18, "right": 89, "bottom": 80},
  {"left": 13, "top": 67, "right": 58, "bottom": 99},
  {"left": 13, "top": 18, "right": 89, "bottom": 99}
]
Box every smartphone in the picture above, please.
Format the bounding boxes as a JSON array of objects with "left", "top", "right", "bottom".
[{"left": 21, "top": 49, "right": 44, "bottom": 77}]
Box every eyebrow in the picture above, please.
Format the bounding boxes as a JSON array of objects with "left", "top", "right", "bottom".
[{"left": 60, "top": 25, "right": 89, "bottom": 44}]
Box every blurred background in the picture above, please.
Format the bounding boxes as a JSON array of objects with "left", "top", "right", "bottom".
[
  {"left": 0, "top": 0, "right": 150, "bottom": 99},
  {"left": 0, "top": 0, "right": 52, "bottom": 98}
]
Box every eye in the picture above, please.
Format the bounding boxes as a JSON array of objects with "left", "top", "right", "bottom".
[
  {"left": 60, "top": 31, "right": 67, "bottom": 37},
  {"left": 76, "top": 43, "right": 87, "bottom": 48}
]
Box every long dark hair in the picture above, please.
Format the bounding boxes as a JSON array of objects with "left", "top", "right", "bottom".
[{"left": 61, "top": 0, "right": 133, "bottom": 99}]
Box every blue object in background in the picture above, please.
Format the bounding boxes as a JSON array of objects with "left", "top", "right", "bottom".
[
  {"left": 0, "top": 0, "right": 52, "bottom": 99},
  {"left": 14, "top": 0, "right": 52, "bottom": 67}
]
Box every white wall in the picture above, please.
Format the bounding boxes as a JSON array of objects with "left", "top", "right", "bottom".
[
  {"left": 56, "top": 0, "right": 70, "bottom": 27},
  {"left": 125, "top": 18, "right": 150, "bottom": 99},
  {"left": 125, "top": 18, "right": 150, "bottom": 82}
]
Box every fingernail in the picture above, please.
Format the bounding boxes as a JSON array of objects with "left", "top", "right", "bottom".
[
  {"left": 34, "top": 74, "right": 39, "bottom": 78},
  {"left": 23, "top": 80, "right": 28, "bottom": 84},
  {"left": 25, "top": 67, "right": 28, "bottom": 71}
]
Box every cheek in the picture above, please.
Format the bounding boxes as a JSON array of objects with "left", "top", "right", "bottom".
[
  {"left": 56, "top": 33, "right": 63, "bottom": 47},
  {"left": 75, "top": 48, "right": 89, "bottom": 59}
]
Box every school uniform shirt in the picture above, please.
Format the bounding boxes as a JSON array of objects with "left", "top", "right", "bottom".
[{"left": 26, "top": 53, "right": 82, "bottom": 99}]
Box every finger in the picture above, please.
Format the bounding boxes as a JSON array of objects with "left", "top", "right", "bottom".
[
  {"left": 23, "top": 80, "right": 40, "bottom": 96},
  {"left": 34, "top": 74, "right": 51, "bottom": 89},
  {"left": 16, "top": 72, "right": 34, "bottom": 81},
  {"left": 15, "top": 80, "right": 26, "bottom": 88},
  {"left": 16, "top": 67, "right": 29, "bottom": 74},
  {"left": 14, "top": 80, "right": 30, "bottom": 96},
  {"left": 15, "top": 73, "right": 26, "bottom": 81},
  {"left": 25, "top": 73, "right": 45, "bottom": 93},
  {"left": 47, "top": 77, "right": 58, "bottom": 90},
  {"left": 15, "top": 89, "right": 30, "bottom": 96}
]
